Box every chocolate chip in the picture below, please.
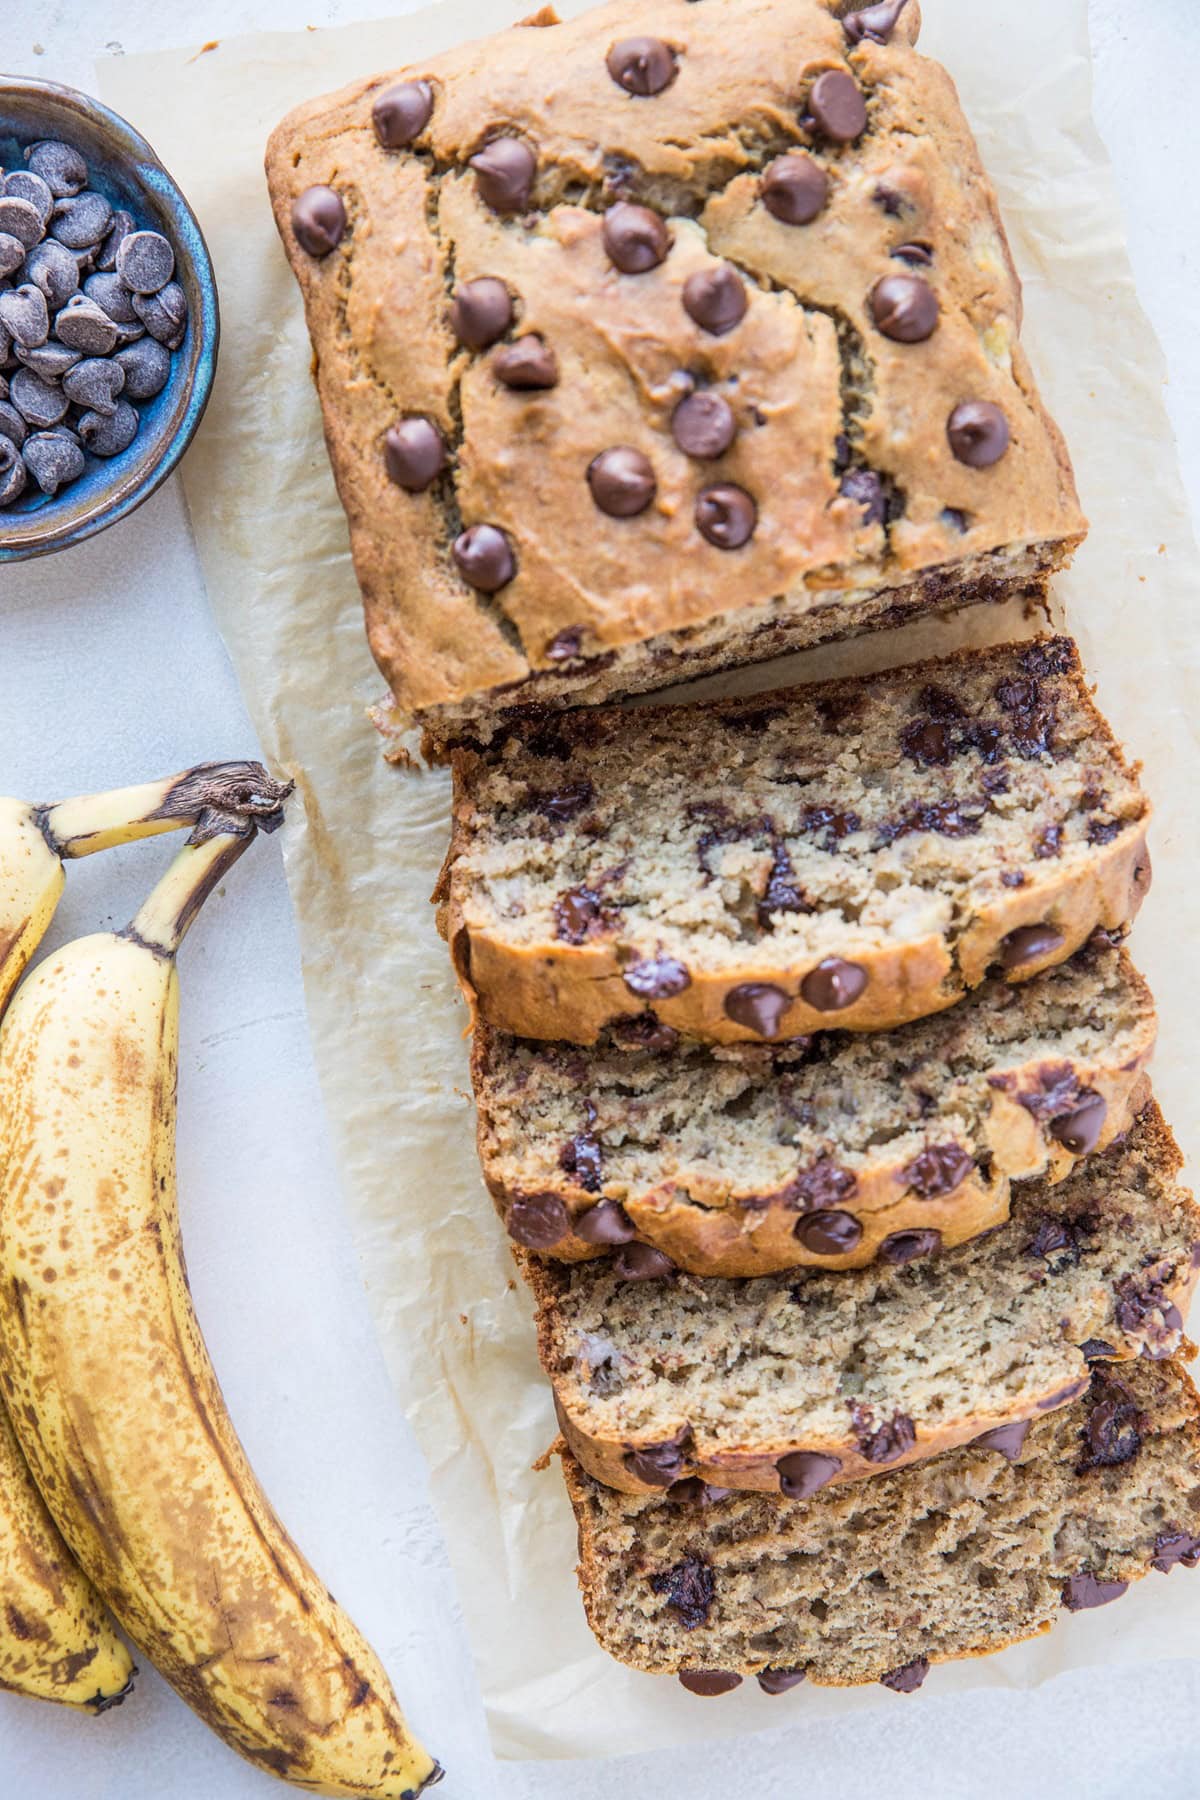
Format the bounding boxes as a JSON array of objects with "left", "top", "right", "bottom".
[
  {"left": 83, "top": 270, "right": 140, "bottom": 324},
  {"left": 650, "top": 1555, "right": 714, "bottom": 1628},
  {"left": 113, "top": 337, "right": 170, "bottom": 401},
  {"left": 450, "top": 277, "right": 513, "bottom": 349},
  {"left": 9, "top": 366, "right": 68, "bottom": 429},
  {"left": 869, "top": 274, "right": 939, "bottom": 342},
  {"left": 947, "top": 400, "right": 1010, "bottom": 467},
  {"left": 115, "top": 229, "right": 174, "bottom": 295},
  {"left": 372, "top": 79, "right": 433, "bottom": 148},
  {"left": 0, "top": 196, "right": 45, "bottom": 250},
  {"left": 1079, "top": 1338, "right": 1116, "bottom": 1363},
  {"left": 602, "top": 202, "right": 670, "bottom": 273},
  {"left": 854, "top": 1410, "right": 916, "bottom": 1463},
  {"left": 840, "top": 467, "right": 886, "bottom": 524},
  {"left": 0, "top": 231, "right": 27, "bottom": 279},
  {"left": 589, "top": 445, "right": 657, "bottom": 516},
  {"left": 668, "top": 1477, "right": 732, "bottom": 1505},
  {"left": 1152, "top": 1531, "right": 1200, "bottom": 1573},
  {"left": 559, "top": 1130, "right": 603, "bottom": 1190},
  {"left": 470, "top": 138, "right": 537, "bottom": 213},
  {"left": 131, "top": 282, "right": 187, "bottom": 350},
  {"left": 77, "top": 399, "right": 138, "bottom": 457},
  {"left": 623, "top": 1429, "right": 690, "bottom": 1484},
  {"left": 899, "top": 717, "right": 951, "bottom": 766},
  {"left": 0, "top": 284, "right": 49, "bottom": 348},
  {"left": 624, "top": 956, "right": 691, "bottom": 999},
  {"left": 0, "top": 437, "right": 26, "bottom": 504},
  {"left": 609, "top": 1014, "right": 680, "bottom": 1053},
  {"left": 696, "top": 483, "right": 756, "bottom": 548},
  {"left": 606, "top": 36, "right": 678, "bottom": 95},
  {"left": 880, "top": 1656, "right": 928, "bottom": 1693},
  {"left": 678, "top": 1671, "right": 743, "bottom": 1697},
  {"left": 1062, "top": 1572, "right": 1128, "bottom": 1612},
  {"left": 724, "top": 983, "right": 790, "bottom": 1039},
  {"left": 879, "top": 1228, "right": 941, "bottom": 1264},
  {"left": 0, "top": 401, "right": 27, "bottom": 447},
  {"left": 1113, "top": 1273, "right": 1183, "bottom": 1358},
  {"left": 776, "top": 1449, "right": 841, "bottom": 1498},
  {"left": 796, "top": 1210, "right": 862, "bottom": 1256},
  {"left": 4, "top": 170, "right": 52, "bottom": 228},
  {"left": 534, "top": 781, "right": 593, "bottom": 824},
  {"left": 756, "top": 1667, "right": 807, "bottom": 1695},
  {"left": 902, "top": 1142, "right": 973, "bottom": 1199},
  {"left": 453, "top": 523, "right": 516, "bottom": 591},
  {"left": 545, "top": 627, "right": 583, "bottom": 662},
  {"left": 25, "top": 140, "right": 87, "bottom": 198},
  {"left": 61, "top": 357, "right": 124, "bottom": 416},
  {"left": 493, "top": 334, "right": 559, "bottom": 389},
  {"left": 788, "top": 1160, "right": 857, "bottom": 1211},
  {"left": 94, "top": 208, "right": 134, "bottom": 274},
  {"left": 554, "top": 886, "right": 610, "bottom": 943},
  {"left": 892, "top": 240, "right": 933, "bottom": 266},
  {"left": 22, "top": 427, "right": 84, "bottom": 494},
  {"left": 1026, "top": 1215, "right": 1083, "bottom": 1270},
  {"left": 1049, "top": 1091, "right": 1107, "bottom": 1156},
  {"left": 806, "top": 70, "right": 868, "bottom": 142},
  {"left": 1077, "top": 1378, "right": 1142, "bottom": 1473},
  {"left": 506, "top": 1192, "right": 570, "bottom": 1248},
  {"left": 800, "top": 957, "right": 867, "bottom": 1012},
  {"left": 844, "top": 0, "right": 911, "bottom": 45},
  {"left": 682, "top": 266, "right": 747, "bottom": 335},
  {"left": 384, "top": 416, "right": 446, "bottom": 491},
  {"left": 972, "top": 1420, "right": 1029, "bottom": 1461},
  {"left": 576, "top": 1200, "right": 636, "bottom": 1245},
  {"left": 672, "top": 391, "right": 737, "bottom": 459},
  {"left": 291, "top": 185, "right": 345, "bottom": 256},
  {"left": 761, "top": 152, "right": 829, "bottom": 225},
  {"left": 998, "top": 923, "right": 1064, "bottom": 969},
  {"left": 1087, "top": 818, "right": 1122, "bottom": 846},
  {"left": 613, "top": 1242, "right": 676, "bottom": 1281}
]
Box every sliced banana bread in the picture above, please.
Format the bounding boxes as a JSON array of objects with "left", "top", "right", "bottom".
[
  {"left": 528, "top": 1104, "right": 1199, "bottom": 1495},
  {"left": 437, "top": 638, "right": 1149, "bottom": 1045},
  {"left": 475, "top": 937, "right": 1155, "bottom": 1275},
  {"left": 565, "top": 1358, "right": 1200, "bottom": 1693}
]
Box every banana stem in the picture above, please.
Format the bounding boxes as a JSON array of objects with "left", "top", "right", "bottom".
[
  {"left": 125, "top": 831, "right": 256, "bottom": 959},
  {"left": 40, "top": 762, "right": 292, "bottom": 859}
]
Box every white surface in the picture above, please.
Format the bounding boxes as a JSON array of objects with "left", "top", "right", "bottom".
[{"left": 0, "top": 3, "right": 1197, "bottom": 1797}]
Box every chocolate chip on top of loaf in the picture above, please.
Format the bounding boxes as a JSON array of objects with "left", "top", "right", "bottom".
[{"left": 266, "top": 0, "right": 1086, "bottom": 741}]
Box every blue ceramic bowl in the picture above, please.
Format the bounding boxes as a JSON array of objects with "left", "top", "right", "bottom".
[{"left": 0, "top": 77, "right": 218, "bottom": 561}]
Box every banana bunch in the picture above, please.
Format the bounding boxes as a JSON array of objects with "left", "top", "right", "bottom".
[
  {"left": 0, "top": 795, "right": 442, "bottom": 1796},
  {"left": 0, "top": 760, "right": 284, "bottom": 1712}
]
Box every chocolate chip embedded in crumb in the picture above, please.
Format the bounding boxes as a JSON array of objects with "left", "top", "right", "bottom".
[
  {"left": 1152, "top": 1531, "right": 1200, "bottom": 1573},
  {"left": 668, "top": 1477, "right": 732, "bottom": 1504},
  {"left": 606, "top": 36, "right": 678, "bottom": 96},
  {"left": 902, "top": 1142, "right": 973, "bottom": 1199},
  {"left": 1077, "top": 1377, "right": 1142, "bottom": 1473},
  {"left": 776, "top": 1449, "right": 841, "bottom": 1498},
  {"left": 997, "top": 922, "right": 1064, "bottom": 970},
  {"left": 534, "top": 781, "right": 594, "bottom": 823},
  {"left": 576, "top": 1200, "right": 636, "bottom": 1245},
  {"left": 470, "top": 138, "right": 537, "bottom": 213},
  {"left": 589, "top": 445, "right": 657, "bottom": 517},
  {"left": 623, "top": 1429, "right": 690, "bottom": 1485},
  {"left": 623, "top": 956, "right": 691, "bottom": 999},
  {"left": 800, "top": 957, "right": 867, "bottom": 1012},
  {"left": 880, "top": 1656, "right": 928, "bottom": 1694},
  {"left": 602, "top": 202, "right": 671, "bottom": 273},
  {"left": 1062, "top": 1572, "right": 1128, "bottom": 1612},
  {"left": 1049, "top": 1091, "right": 1107, "bottom": 1156},
  {"left": 554, "top": 886, "right": 610, "bottom": 944},
  {"left": 450, "top": 277, "right": 513, "bottom": 349},
  {"left": 384, "top": 416, "right": 446, "bottom": 492},
  {"left": 854, "top": 1409, "right": 916, "bottom": 1463},
  {"left": 1113, "top": 1273, "right": 1183, "bottom": 1359},
  {"left": 806, "top": 70, "right": 868, "bottom": 143},
  {"left": 610, "top": 1013, "right": 680, "bottom": 1053},
  {"left": 682, "top": 266, "right": 747, "bottom": 336},
  {"left": 372, "top": 79, "right": 434, "bottom": 148},
  {"left": 613, "top": 1242, "right": 676, "bottom": 1281},
  {"left": 971, "top": 1420, "right": 1029, "bottom": 1461},
  {"left": 678, "top": 1671, "right": 743, "bottom": 1697},
  {"left": 840, "top": 468, "right": 886, "bottom": 525},
  {"left": 789, "top": 1159, "right": 857, "bottom": 1211},
  {"left": 1079, "top": 1338, "right": 1116, "bottom": 1363},
  {"left": 947, "top": 400, "right": 1010, "bottom": 467},
  {"left": 696, "top": 483, "right": 756, "bottom": 548},
  {"left": 649, "top": 1555, "right": 714, "bottom": 1629},
  {"left": 757, "top": 1667, "right": 807, "bottom": 1695},
  {"left": 892, "top": 240, "right": 933, "bottom": 266},
  {"left": 879, "top": 1227, "right": 941, "bottom": 1265},
  {"left": 761, "top": 152, "right": 829, "bottom": 225},
  {"left": 870, "top": 274, "right": 939, "bottom": 342},
  {"left": 291, "top": 185, "right": 346, "bottom": 256},
  {"left": 672, "top": 391, "right": 737, "bottom": 459},
  {"left": 506, "top": 1192, "right": 570, "bottom": 1248},
  {"left": 493, "top": 334, "right": 559, "bottom": 389},
  {"left": 844, "top": 0, "right": 911, "bottom": 45},
  {"left": 796, "top": 1210, "right": 862, "bottom": 1256},
  {"left": 452, "top": 523, "right": 516, "bottom": 592},
  {"left": 545, "top": 626, "right": 584, "bottom": 662},
  {"left": 724, "top": 983, "right": 790, "bottom": 1039}
]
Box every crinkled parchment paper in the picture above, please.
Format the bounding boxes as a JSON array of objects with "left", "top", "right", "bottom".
[{"left": 101, "top": 0, "right": 1200, "bottom": 1759}]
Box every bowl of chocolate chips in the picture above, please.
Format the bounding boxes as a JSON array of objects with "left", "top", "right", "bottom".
[{"left": 0, "top": 77, "right": 218, "bottom": 560}]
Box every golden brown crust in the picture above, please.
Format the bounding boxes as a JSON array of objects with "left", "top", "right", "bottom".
[{"left": 265, "top": 0, "right": 1084, "bottom": 730}]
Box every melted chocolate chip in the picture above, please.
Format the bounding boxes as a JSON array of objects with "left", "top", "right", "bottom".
[
  {"left": 724, "top": 983, "right": 791, "bottom": 1039},
  {"left": 757, "top": 1667, "right": 807, "bottom": 1695},
  {"left": 576, "top": 1200, "right": 636, "bottom": 1245},
  {"left": 776, "top": 1449, "right": 841, "bottom": 1498},
  {"left": 493, "top": 334, "right": 559, "bottom": 389},
  {"left": 1021, "top": 640, "right": 1072, "bottom": 675},
  {"left": 603, "top": 202, "right": 671, "bottom": 273},
  {"left": 800, "top": 958, "right": 867, "bottom": 1012},
  {"left": 450, "top": 277, "right": 513, "bottom": 349},
  {"left": 554, "top": 886, "right": 611, "bottom": 944},
  {"left": 650, "top": 1554, "right": 715, "bottom": 1628},
  {"left": 900, "top": 717, "right": 952, "bottom": 767},
  {"left": 533, "top": 782, "right": 593, "bottom": 825},
  {"left": 902, "top": 1142, "right": 973, "bottom": 1199},
  {"left": 470, "top": 137, "right": 536, "bottom": 213},
  {"left": 1050, "top": 1091, "right": 1107, "bottom": 1156},
  {"left": 1079, "top": 1338, "right": 1117, "bottom": 1363},
  {"left": 678, "top": 1671, "right": 743, "bottom": 1696},
  {"left": 609, "top": 1013, "right": 680, "bottom": 1053},
  {"left": 997, "top": 923, "right": 1064, "bottom": 969},
  {"left": 870, "top": 274, "right": 939, "bottom": 342},
  {"left": 854, "top": 1410, "right": 916, "bottom": 1463},
  {"left": 589, "top": 445, "right": 657, "bottom": 516},
  {"left": 1087, "top": 818, "right": 1122, "bottom": 846},
  {"left": 383, "top": 416, "right": 446, "bottom": 492},
  {"left": 840, "top": 467, "right": 886, "bottom": 525},
  {"left": 790, "top": 1160, "right": 857, "bottom": 1210},
  {"left": 668, "top": 1477, "right": 732, "bottom": 1505},
  {"left": 947, "top": 400, "right": 1010, "bottom": 467},
  {"left": 545, "top": 626, "right": 584, "bottom": 662},
  {"left": 844, "top": 0, "right": 911, "bottom": 45},
  {"left": 880, "top": 1656, "right": 928, "bottom": 1693},
  {"left": 972, "top": 1420, "right": 1029, "bottom": 1461},
  {"left": 682, "top": 265, "right": 747, "bottom": 335},
  {"left": 879, "top": 1227, "right": 941, "bottom": 1265},
  {"left": 1062, "top": 1572, "right": 1128, "bottom": 1612},
  {"left": 761, "top": 152, "right": 829, "bottom": 225},
  {"left": 1077, "top": 1375, "right": 1143, "bottom": 1473},
  {"left": 559, "top": 1131, "right": 603, "bottom": 1191},
  {"left": 613, "top": 1242, "right": 676, "bottom": 1281},
  {"left": 1113, "top": 1273, "right": 1183, "bottom": 1358},
  {"left": 606, "top": 36, "right": 678, "bottom": 96},
  {"left": 372, "top": 80, "right": 433, "bottom": 148},
  {"left": 624, "top": 956, "right": 691, "bottom": 999},
  {"left": 1035, "top": 823, "right": 1063, "bottom": 859},
  {"left": 291, "top": 186, "right": 345, "bottom": 256},
  {"left": 696, "top": 483, "right": 757, "bottom": 548},
  {"left": 799, "top": 805, "right": 861, "bottom": 850},
  {"left": 806, "top": 70, "right": 868, "bottom": 142},
  {"left": 893, "top": 240, "right": 933, "bottom": 265},
  {"left": 624, "top": 1430, "right": 690, "bottom": 1485},
  {"left": 506, "top": 1193, "right": 570, "bottom": 1248},
  {"left": 453, "top": 523, "right": 515, "bottom": 592},
  {"left": 796, "top": 1209, "right": 863, "bottom": 1256},
  {"left": 758, "top": 843, "right": 807, "bottom": 927},
  {"left": 1152, "top": 1531, "right": 1200, "bottom": 1573},
  {"left": 673, "top": 390, "right": 737, "bottom": 459}
]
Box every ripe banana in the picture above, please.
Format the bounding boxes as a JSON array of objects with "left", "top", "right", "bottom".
[
  {"left": 0, "top": 819, "right": 442, "bottom": 1796},
  {"left": 0, "top": 760, "right": 285, "bottom": 1713}
]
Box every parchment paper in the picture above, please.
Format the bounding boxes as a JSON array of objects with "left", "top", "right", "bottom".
[{"left": 101, "top": 0, "right": 1200, "bottom": 1760}]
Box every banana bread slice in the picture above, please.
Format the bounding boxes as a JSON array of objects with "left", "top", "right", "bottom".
[
  {"left": 475, "top": 937, "right": 1155, "bottom": 1276},
  {"left": 565, "top": 1358, "right": 1200, "bottom": 1692},
  {"left": 437, "top": 638, "right": 1149, "bottom": 1045},
  {"left": 528, "top": 1104, "right": 1199, "bottom": 1495}
]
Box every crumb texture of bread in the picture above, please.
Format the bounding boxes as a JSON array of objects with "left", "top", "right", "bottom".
[
  {"left": 566, "top": 1358, "right": 1200, "bottom": 1684},
  {"left": 530, "top": 1105, "right": 1200, "bottom": 1493},
  {"left": 441, "top": 638, "right": 1150, "bottom": 1044},
  {"left": 265, "top": 0, "right": 1085, "bottom": 731}
]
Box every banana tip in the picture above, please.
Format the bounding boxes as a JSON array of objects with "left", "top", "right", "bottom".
[{"left": 88, "top": 1670, "right": 137, "bottom": 1715}]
